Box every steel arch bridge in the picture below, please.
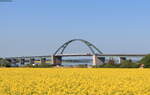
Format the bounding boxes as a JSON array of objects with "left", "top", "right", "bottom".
[{"left": 53, "top": 39, "right": 103, "bottom": 55}]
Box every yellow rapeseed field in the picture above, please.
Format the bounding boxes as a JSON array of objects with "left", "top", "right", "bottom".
[{"left": 0, "top": 68, "right": 150, "bottom": 95}]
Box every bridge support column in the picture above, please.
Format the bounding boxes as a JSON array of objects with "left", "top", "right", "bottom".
[
  {"left": 52, "top": 56, "right": 62, "bottom": 66},
  {"left": 11, "top": 59, "right": 17, "bottom": 64},
  {"left": 30, "top": 58, "right": 35, "bottom": 65},
  {"left": 21, "top": 58, "right": 25, "bottom": 65},
  {"left": 8, "top": 58, "right": 17, "bottom": 65},
  {"left": 41, "top": 58, "right": 46, "bottom": 64},
  {"left": 118, "top": 57, "right": 127, "bottom": 64},
  {"left": 92, "top": 55, "right": 104, "bottom": 65}
]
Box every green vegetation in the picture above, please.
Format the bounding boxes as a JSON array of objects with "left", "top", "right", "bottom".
[
  {"left": 0, "top": 58, "right": 11, "bottom": 67},
  {"left": 93, "top": 59, "right": 139, "bottom": 68},
  {"left": 1, "top": 54, "right": 150, "bottom": 68},
  {"left": 139, "top": 54, "right": 150, "bottom": 68},
  {"left": 93, "top": 54, "right": 150, "bottom": 68},
  {"left": 119, "top": 60, "right": 139, "bottom": 68},
  {"left": 25, "top": 63, "right": 55, "bottom": 68}
]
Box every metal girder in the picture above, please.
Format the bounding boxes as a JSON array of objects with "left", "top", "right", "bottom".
[{"left": 53, "top": 39, "right": 103, "bottom": 55}]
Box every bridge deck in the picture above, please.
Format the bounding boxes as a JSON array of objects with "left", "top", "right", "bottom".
[{"left": 55, "top": 54, "right": 147, "bottom": 57}]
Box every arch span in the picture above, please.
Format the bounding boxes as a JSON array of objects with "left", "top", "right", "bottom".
[{"left": 53, "top": 39, "right": 103, "bottom": 55}]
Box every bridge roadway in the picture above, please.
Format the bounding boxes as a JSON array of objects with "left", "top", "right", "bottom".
[{"left": 55, "top": 54, "right": 147, "bottom": 57}]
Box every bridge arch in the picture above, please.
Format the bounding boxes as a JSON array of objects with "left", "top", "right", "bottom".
[{"left": 53, "top": 39, "right": 103, "bottom": 55}]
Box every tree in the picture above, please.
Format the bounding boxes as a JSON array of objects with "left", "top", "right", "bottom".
[
  {"left": 119, "top": 60, "right": 139, "bottom": 68},
  {"left": 103, "top": 63, "right": 120, "bottom": 68},
  {"left": 0, "top": 58, "right": 11, "bottom": 67},
  {"left": 140, "top": 54, "right": 150, "bottom": 68}
]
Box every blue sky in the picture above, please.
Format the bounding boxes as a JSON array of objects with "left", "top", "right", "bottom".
[{"left": 0, "top": 0, "right": 150, "bottom": 57}]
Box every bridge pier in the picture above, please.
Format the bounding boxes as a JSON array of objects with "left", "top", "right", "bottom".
[
  {"left": 29, "top": 58, "right": 35, "bottom": 65},
  {"left": 21, "top": 58, "right": 25, "bottom": 65},
  {"left": 8, "top": 58, "right": 18, "bottom": 65},
  {"left": 41, "top": 58, "right": 46, "bottom": 64},
  {"left": 118, "top": 57, "right": 127, "bottom": 64},
  {"left": 92, "top": 55, "right": 105, "bottom": 65},
  {"left": 52, "top": 56, "right": 62, "bottom": 65}
]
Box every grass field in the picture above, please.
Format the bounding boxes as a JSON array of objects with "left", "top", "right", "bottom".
[{"left": 0, "top": 68, "right": 150, "bottom": 95}]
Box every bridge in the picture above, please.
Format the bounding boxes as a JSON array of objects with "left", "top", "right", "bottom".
[{"left": 6, "top": 39, "right": 147, "bottom": 66}]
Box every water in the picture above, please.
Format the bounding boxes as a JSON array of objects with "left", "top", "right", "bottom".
[{"left": 62, "top": 62, "right": 92, "bottom": 66}]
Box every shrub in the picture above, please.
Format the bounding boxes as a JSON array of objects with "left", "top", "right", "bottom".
[
  {"left": 93, "top": 60, "right": 139, "bottom": 68},
  {"left": 76, "top": 64, "right": 88, "bottom": 68},
  {"left": 140, "top": 54, "right": 150, "bottom": 68},
  {"left": 103, "top": 64, "right": 120, "bottom": 68},
  {"left": 25, "top": 63, "right": 55, "bottom": 68},
  {"left": 119, "top": 60, "right": 139, "bottom": 68},
  {"left": 38, "top": 63, "right": 54, "bottom": 68},
  {"left": 0, "top": 58, "right": 11, "bottom": 67},
  {"left": 93, "top": 64, "right": 120, "bottom": 68}
]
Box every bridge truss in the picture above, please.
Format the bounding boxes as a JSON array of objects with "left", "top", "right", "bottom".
[{"left": 53, "top": 39, "right": 103, "bottom": 55}]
